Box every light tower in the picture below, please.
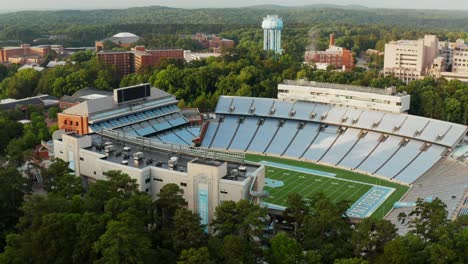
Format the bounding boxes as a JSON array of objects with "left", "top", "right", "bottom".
[{"left": 262, "top": 15, "right": 283, "bottom": 54}]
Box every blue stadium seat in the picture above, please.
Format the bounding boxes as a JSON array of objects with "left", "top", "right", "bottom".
[
  {"left": 229, "top": 117, "right": 259, "bottom": 151},
  {"left": 266, "top": 121, "right": 299, "bottom": 155}
]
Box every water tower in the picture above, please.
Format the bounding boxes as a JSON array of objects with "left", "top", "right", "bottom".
[{"left": 262, "top": 15, "right": 283, "bottom": 54}]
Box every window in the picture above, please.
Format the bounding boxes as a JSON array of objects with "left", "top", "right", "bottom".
[
  {"left": 79, "top": 157, "right": 84, "bottom": 161},
  {"left": 153, "top": 178, "right": 163, "bottom": 182},
  {"left": 145, "top": 188, "right": 149, "bottom": 193},
  {"left": 64, "top": 120, "right": 68, "bottom": 125},
  {"left": 94, "top": 171, "right": 96, "bottom": 175},
  {"left": 75, "top": 122, "right": 79, "bottom": 126},
  {"left": 145, "top": 178, "right": 151, "bottom": 184},
  {"left": 220, "top": 190, "right": 228, "bottom": 194},
  {"left": 180, "top": 182, "right": 187, "bottom": 187}
]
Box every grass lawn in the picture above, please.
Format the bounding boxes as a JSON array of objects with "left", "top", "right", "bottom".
[{"left": 246, "top": 154, "right": 410, "bottom": 219}]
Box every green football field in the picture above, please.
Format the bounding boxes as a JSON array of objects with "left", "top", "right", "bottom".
[
  {"left": 246, "top": 154, "right": 410, "bottom": 218},
  {"left": 263, "top": 166, "right": 372, "bottom": 206}
]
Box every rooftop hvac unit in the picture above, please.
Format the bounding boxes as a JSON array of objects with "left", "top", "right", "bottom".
[
  {"left": 104, "top": 142, "right": 113, "bottom": 146},
  {"left": 105, "top": 145, "right": 114, "bottom": 153},
  {"left": 270, "top": 108, "right": 276, "bottom": 115},
  {"left": 168, "top": 157, "right": 179, "bottom": 168},
  {"left": 121, "top": 160, "right": 129, "bottom": 165},
  {"left": 352, "top": 118, "right": 358, "bottom": 124},
  {"left": 123, "top": 146, "right": 131, "bottom": 152},
  {"left": 238, "top": 165, "right": 247, "bottom": 173},
  {"left": 289, "top": 110, "right": 296, "bottom": 117},
  {"left": 250, "top": 107, "right": 255, "bottom": 114},
  {"left": 310, "top": 112, "right": 316, "bottom": 119},
  {"left": 123, "top": 153, "right": 130, "bottom": 159},
  {"left": 229, "top": 106, "right": 235, "bottom": 112},
  {"left": 133, "top": 152, "right": 144, "bottom": 160},
  {"left": 341, "top": 116, "right": 348, "bottom": 123},
  {"left": 231, "top": 169, "right": 239, "bottom": 177}
]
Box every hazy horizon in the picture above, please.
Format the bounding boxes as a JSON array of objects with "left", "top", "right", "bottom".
[{"left": 0, "top": 0, "right": 468, "bottom": 12}]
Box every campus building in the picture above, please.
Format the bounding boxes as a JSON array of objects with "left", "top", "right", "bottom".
[
  {"left": 190, "top": 33, "right": 235, "bottom": 50},
  {"left": 53, "top": 83, "right": 266, "bottom": 228},
  {"left": 97, "top": 46, "right": 184, "bottom": 76},
  {"left": 277, "top": 80, "right": 410, "bottom": 113},
  {"left": 262, "top": 15, "right": 283, "bottom": 54},
  {"left": 304, "top": 34, "right": 355, "bottom": 71},
  {"left": 384, "top": 35, "right": 439, "bottom": 83},
  {"left": 95, "top": 32, "right": 140, "bottom": 52},
  {"left": 0, "top": 44, "right": 53, "bottom": 64}
]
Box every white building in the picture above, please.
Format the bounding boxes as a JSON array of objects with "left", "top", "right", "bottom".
[
  {"left": 278, "top": 80, "right": 411, "bottom": 113},
  {"left": 262, "top": 15, "right": 283, "bottom": 54},
  {"left": 53, "top": 131, "right": 266, "bottom": 229},
  {"left": 384, "top": 35, "right": 439, "bottom": 83},
  {"left": 183, "top": 50, "right": 221, "bottom": 63}
]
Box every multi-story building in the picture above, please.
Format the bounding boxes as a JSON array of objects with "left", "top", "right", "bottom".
[
  {"left": 278, "top": 79, "right": 411, "bottom": 113},
  {"left": 304, "top": 34, "right": 355, "bottom": 71},
  {"left": 0, "top": 44, "right": 52, "bottom": 64},
  {"left": 97, "top": 46, "right": 184, "bottom": 76},
  {"left": 262, "top": 15, "right": 283, "bottom": 54},
  {"left": 384, "top": 35, "right": 439, "bottom": 83},
  {"left": 190, "top": 33, "right": 235, "bottom": 50},
  {"left": 53, "top": 131, "right": 266, "bottom": 229}
]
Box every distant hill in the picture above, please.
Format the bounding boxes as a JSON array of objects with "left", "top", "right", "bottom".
[{"left": 0, "top": 5, "right": 466, "bottom": 31}]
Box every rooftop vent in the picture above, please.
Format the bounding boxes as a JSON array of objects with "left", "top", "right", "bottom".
[
  {"left": 352, "top": 118, "right": 358, "bottom": 124},
  {"left": 121, "top": 160, "right": 129, "bottom": 165},
  {"left": 289, "top": 110, "right": 296, "bottom": 117},
  {"left": 393, "top": 125, "right": 401, "bottom": 132},
  {"left": 310, "top": 112, "right": 316, "bottom": 119},
  {"left": 123, "top": 146, "right": 131, "bottom": 152},
  {"left": 229, "top": 106, "right": 235, "bottom": 112},
  {"left": 168, "top": 157, "right": 179, "bottom": 168},
  {"left": 414, "top": 129, "right": 422, "bottom": 136},
  {"left": 372, "top": 121, "right": 380, "bottom": 128},
  {"left": 249, "top": 107, "right": 255, "bottom": 114},
  {"left": 341, "top": 116, "right": 348, "bottom": 123},
  {"left": 133, "top": 152, "right": 144, "bottom": 160},
  {"left": 436, "top": 134, "right": 444, "bottom": 141},
  {"left": 320, "top": 113, "right": 327, "bottom": 120},
  {"left": 105, "top": 145, "right": 114, "bottom": 153},
  {"left": 238, "top": 165, "right": 247, "bottom": 173},
  {"left": 270, "top": 108, "right": 276, "bottom": 115}
]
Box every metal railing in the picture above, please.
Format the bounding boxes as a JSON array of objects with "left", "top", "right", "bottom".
[{"left": 98, "top": 129, "right": 245, "bottom": 163}]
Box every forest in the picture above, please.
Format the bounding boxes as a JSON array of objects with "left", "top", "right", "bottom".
[{"left": 0, "top": 152, "right": 467, "bottom": 264}]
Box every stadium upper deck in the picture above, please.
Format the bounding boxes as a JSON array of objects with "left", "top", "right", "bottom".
[{"left": 201, "top": 95, "right": 467, "bottom": 185}]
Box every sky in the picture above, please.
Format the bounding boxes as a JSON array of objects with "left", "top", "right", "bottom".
[{"left": 0, "top": 0, "right": 468, "bottom": 11}]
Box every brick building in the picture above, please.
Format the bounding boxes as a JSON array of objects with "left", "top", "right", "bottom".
[
  {"left": 192, "top": 33, "right": 235, "bottom": 50},
  {"left": 97, "top": 46, "right": 183, "bottom": 77},
  {"left": 0, "top": 44, "right": 52, "bottom": 64},
  {"left": 304, "top": 34, "right": 355, "bottom": 71}
]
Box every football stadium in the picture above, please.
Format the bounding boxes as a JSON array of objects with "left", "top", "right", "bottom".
[{"left": 55, "top": 80, "right": 468, "bottom": 230}]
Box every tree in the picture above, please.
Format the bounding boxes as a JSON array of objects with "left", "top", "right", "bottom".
[
  {"left": 172, "top": 208, "right": 206, "bottom": 254},
  {"left": 41, "top": 158, "right": 82, "bottom": 198},
  {"left": 154, "top": 183, "right": 187, "bottom": 229},
  {"left": 93, "top": 214, "right": 154, "bottom": 264},
  {"left": 377, "top": 234, "right": 427, "bottom": 264},
  {"left": 268, "top": 232, "right": 304, "bottom": 264},
  {"left": 47, "top": 106, "right": 60, "bottom": 120},
  {"left": 409, "top": 198, "right": 448, "bottom": 243},
  {"left": 0, "top": 166, "right": 31, "bottom": 251},
  {"left": 283, "top": 193, "right": 310, "bottom": 239},
  {"left": 352, "top": 218, "right": 397, "bottom": 261},
  {"left": 211, "top": 199, "right": 267, "bottom": 240},
  {"left": 178, "top": 247, "right": 214, "bottom": 264},
  {"left": 300, "top": 193, "right": 353, "bottom": 263}
]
